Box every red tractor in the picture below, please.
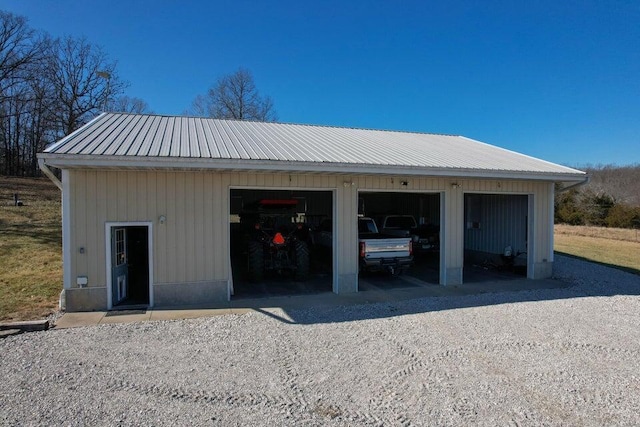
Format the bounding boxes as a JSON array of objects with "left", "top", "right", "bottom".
[{"left": 240, "top": 199, "right": 310, "bottom": 282}]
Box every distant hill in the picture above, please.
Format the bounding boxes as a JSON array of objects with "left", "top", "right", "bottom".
[
  {"left": 580, "top": 164, "right": 640, "bottom": 207},
  {"left": 556, "top": 164, "right": 640, "bottom": 228}
]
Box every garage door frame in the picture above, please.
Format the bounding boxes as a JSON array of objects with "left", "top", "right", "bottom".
[
  {"left": 228, "top": 185, "right": 338, "bottom": 294},
  {"left": 357, "top": 189, "right": 444, "bottom": 288},
  {"left": 462, "top": 190, "right": 535, "bottom": 279}
]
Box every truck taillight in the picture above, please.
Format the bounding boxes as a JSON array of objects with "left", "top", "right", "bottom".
[
  {"left": 359, "top": 242, "right": 365, "bottom": 258},
  {"left": 409, "top": 241, "right": 413, "bottom": 256}
]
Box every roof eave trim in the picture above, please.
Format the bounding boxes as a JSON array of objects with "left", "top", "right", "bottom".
[{"left": 37, "top": 154, "right": 588, "bottom": 182}]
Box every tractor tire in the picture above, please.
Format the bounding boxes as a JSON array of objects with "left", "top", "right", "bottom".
[
  {"left": 294, "top": 240, "right": 310, "bottom": 281},
  {"left": 247, "top": 241, "right": 264, "bottom": 282}
]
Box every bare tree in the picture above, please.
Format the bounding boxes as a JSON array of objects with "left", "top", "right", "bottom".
[
  {"left": 585, "top": 164, "right": 640, "bottom": 207},
  {"left": 50, "top": 36, "right": 127, "bottom": 136},
  {"left": 0, "top": 11, "right": 48, "bottom": 101},
  {"left": 0, "top": 11, "right": 147, "bottom": 176},
  {"left": 24, "top": 62, "right": 58, "bottom": 173},
  {"left": 189, "top": 68, "right": 277, "bottom": 121},
  {"left": 110, "top": 95, "right": 153, "bottom": 114},
  {"left": 0, "top": 11, "right": 52, "bottom": 175}
]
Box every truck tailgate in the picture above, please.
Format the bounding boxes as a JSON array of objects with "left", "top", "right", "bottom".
[{"left": 362, "top": 238, "right": 411, "bottom": 258}]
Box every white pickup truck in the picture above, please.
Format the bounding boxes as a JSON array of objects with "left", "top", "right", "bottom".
[{"left": 358, "top": 217, "right": 413, "bottom": 275}]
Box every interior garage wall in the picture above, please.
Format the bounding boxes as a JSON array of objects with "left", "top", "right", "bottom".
[
  {"left": 464, "top": 194, "right": 528, "bottom": 255},
  {"left": 359, "top": 192, "right": 440, "bottom": 226}
]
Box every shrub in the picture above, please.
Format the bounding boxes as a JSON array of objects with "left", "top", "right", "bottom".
[{"left": 606, "top": 204, "right": 640, "bottom": 229}]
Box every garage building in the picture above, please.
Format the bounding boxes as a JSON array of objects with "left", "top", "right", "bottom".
[{"left": 38, "top": 113, "right": 587, "bottom": 311}]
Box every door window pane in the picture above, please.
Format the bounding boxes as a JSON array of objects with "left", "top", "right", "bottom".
[{"left": 115, "top": 228, "right": 126, "bottom": 266}]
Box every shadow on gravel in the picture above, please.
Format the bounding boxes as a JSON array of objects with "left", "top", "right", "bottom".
[
  {"left": 250, "top": 260, "right": 640, "bottom": 325},
  {"left": 279, "top": 286, "right": 640, "bottom": 325},
  {"left": 253, "top": 307, "right": 296, "bottom": 325}
]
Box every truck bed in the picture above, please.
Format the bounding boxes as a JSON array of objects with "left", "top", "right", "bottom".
[{"left": 359, "top": 232, "right": 413, "bottom": 274}]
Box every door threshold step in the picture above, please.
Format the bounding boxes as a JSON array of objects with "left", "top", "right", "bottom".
[{"left": 105, "top": 308, "right": 147, "bottom": 316}]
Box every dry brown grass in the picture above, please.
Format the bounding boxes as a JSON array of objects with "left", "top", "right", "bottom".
[
  {"left": 555, "top": 224, "right": 640, "bottom": 275},
  {"left": 555, "top": 224, "right": 640, "bottom": 243},
  {"left": 0, "top": 177, "right": 62, "bottom": 321}
]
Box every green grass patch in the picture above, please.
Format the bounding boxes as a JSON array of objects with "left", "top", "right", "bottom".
[{"left": 0, "top": 177, "right": 62, "bottom": 321}]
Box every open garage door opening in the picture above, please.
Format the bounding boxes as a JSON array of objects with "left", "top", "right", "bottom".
[
  {"left": 230, "top": 189, "right": 333, "bottom": 299},
  {"left": 464, "top": 194, "right": 529, "bottom": 282},
  {"left": 357, "top": 192, "right": 441, "bottom": 291}
]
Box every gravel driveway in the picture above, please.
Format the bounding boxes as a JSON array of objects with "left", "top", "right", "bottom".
[{"left": 2, "top": 254, "right": 639, "bottom": 426}]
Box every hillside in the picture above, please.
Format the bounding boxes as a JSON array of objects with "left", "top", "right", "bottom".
[
  {"left": 556, "top": 164, "right": 640, "bottom": 228},
  {"left": 580, "top": 164, "right": 640, "bottom": 206}
]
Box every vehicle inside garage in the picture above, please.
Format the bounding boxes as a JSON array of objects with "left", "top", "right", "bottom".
[
  {"left": 230, "top": 189, "right": 333, "bottom": 298},
  {"left": 357, "top": 192, "right": 441, "bottom": 289},
  {"left": 464, "top": 194, "right": 529, "bottom": 281}
]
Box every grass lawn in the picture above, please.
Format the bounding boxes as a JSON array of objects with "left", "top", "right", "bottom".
[
  {"left": 0, "top": 177, "right": 62, "bottom": 321},
  {"left": 554, "top": 224, "right": 640, "bottom": 275}
]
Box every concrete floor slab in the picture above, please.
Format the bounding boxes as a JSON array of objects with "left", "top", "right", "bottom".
[{"left": 55, "top": 312, "right": 106, "bottom": 329}]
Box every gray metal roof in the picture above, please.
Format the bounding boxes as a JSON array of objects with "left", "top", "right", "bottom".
[{"left": 40, "top": 113, "right": 586, "bottom": 181}]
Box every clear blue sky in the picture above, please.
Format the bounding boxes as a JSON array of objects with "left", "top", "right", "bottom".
[{"left": 4, "top": 0, "right": 639, "bottom": 167}]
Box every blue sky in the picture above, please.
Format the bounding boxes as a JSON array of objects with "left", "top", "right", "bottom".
[{"left": 3, "top": 0, "right": 639, "bottom": 167}]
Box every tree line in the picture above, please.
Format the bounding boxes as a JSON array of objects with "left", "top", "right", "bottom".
[
  {"left": 555, "top": 164, "right": 640, "bottom": 229},
  {"left": 0, "top": 10, "right": 151, "bottom": 176},
  {"left": 1, "top": 4, "right": 277, "bottom": 178}
]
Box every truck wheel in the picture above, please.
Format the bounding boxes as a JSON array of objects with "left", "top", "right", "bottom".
[
  {"left": 248, "top": 241, "right": 264, "bottom": 282},
  {"left": 294, "top": 240, "right": 310, "bottom": 281}
]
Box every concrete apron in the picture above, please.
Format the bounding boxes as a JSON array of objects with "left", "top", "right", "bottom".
[{"left": 54, "top": 277, "right": 568, "bottom": 329}]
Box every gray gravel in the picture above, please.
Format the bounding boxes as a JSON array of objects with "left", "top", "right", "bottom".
[{"left": 2, "top": 254, "right": 639, "bottom": 426}]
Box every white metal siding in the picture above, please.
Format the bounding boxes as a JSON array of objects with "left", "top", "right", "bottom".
[
  {"left": 67, "top": 170, "right": 556, "bottom": 299},
  {"left": 444, "top": 186, "right": 465, "bottom": 284},
  {"left": 69, "top": 170, "right": 230, "bottom": 288}
]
